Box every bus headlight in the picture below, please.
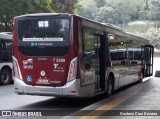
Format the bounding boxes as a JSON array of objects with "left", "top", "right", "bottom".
[
  {"left": 13, "top": 56, "right": 22, "bottom": 80},
  {"left": 67, "top": 57, "right": 78, "bottom": 82}
]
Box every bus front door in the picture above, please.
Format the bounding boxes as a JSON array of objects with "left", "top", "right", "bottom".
[{"left": 142, "top": 45, "right": 154, "bottom": 77}]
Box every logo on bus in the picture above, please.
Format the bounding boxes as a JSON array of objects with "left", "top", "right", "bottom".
[
  {"left": 26, "top": 76, "right": 32, "bottom": 82},
  {"left": 23, "top": 59, "right": 33, "bottom": 65},
  {"left": 40, "top": 71, "right": 46, "bottom": 77},
  {"left": 23, "top": 59, "right": 33, "bottom": 69}
]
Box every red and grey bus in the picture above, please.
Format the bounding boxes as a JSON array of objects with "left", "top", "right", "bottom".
[{"left": 12, "top": 13, "right": 154, "bottom": 97}]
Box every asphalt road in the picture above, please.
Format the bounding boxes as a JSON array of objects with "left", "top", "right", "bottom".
[
  {"left": 0, "top": 84, "right": 110, "bottom": 119},
  {"left": 0, "top": 79, "right": 151, "bottom": 119}
]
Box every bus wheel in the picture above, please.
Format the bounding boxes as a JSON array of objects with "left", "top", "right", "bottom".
[
  {"left": 0, "top": 69, "right": 12, "bottom": 85},
  {"left": 106, "top": 75, "right": 114, "bottom": 96},
  {"left": 139, "top": 72, "right": 144, "bottom": 83}
]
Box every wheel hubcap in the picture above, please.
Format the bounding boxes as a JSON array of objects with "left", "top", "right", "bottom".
[{"left": 2, "top": 72, "right": 9, "bottom": 83}]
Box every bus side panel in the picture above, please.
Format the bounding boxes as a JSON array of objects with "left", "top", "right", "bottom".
[
  {"left": 76, "top": 18, "right": 95, "bottom": 97},
  {"left": 109, "top": 34, "right": 146, "bottom": 88}
]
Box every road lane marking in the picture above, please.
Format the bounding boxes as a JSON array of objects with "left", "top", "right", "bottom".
[{"left": 79, "top": 89, "right": 142, "bottom": 119}]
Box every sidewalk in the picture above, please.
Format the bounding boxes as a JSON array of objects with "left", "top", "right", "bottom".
[
  {"left": 153, "top": 57, "right": 160, "bottom": 77},
  {"left": 63, "top": 56, "right": 160, "bottom": 119}
]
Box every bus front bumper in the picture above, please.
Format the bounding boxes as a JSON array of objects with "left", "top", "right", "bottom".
[{"left": 14, "top": 77, "right": 81, "bottom": 97}]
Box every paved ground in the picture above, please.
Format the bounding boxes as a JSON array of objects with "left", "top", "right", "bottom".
[
  {"left": 0, "top": 84, "right": 111, "bottom": 119},
  {"left": 63, "top": 57, "right": 160, "bottom": 119},
  {"left": 63, "top": 77, "right": 160, "bottom": 119},
  {"left": 153, "top": 57, "right": 160, "bottom": 76}
]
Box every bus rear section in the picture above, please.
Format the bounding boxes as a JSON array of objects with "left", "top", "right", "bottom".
[
  {"left": 13, "top": 14, "right": 80, "bottom": 97},
  {"left": 0, "top": 32, "right": 13, "bottom": 85}
]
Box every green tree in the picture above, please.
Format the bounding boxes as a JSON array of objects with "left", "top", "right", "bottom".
[
  {"left": 110, "top": 0, "right": 147, "bottom": 28},
  {"left": 27, "top": 0, "right": 52, "bottom": 13},
  {"left": 144, "top": 0, "right": 150, "bottom": 11},
  {"left": 148, "top": 0, "right": 160, "bottom": 28},
  {"left": 145, "top": 28, "right": 160, "bottom": 50},
  {"left": 76, "top": 0, "right": 149, "bottom": 27},
  {"left": 52, "top": 0, "right": 78, "bottom": 13},
  {"left": 0, "top": 0, "right": 52, "bottom": 32},
  {"left": 76, "top": 0, "right": 97, "bottom": 20},
  {"left": 94, "top": 6, "right": 115, "bottom": 24},
  {"left": 95, "top": 0, "right": 106, "bottom": 8}
]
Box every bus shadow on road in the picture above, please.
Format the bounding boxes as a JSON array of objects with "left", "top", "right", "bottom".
[
  {"left": 113, "top": 77, "right": 153, "bottom": 96},
  {"left": 16, "top": 95, "right": 109, "bottom": 110}
]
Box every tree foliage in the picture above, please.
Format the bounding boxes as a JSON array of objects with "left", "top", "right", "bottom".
[
  {"left": 0, "top": 0, "right": 79, "bottom": 32},
  {"left": 1, "top": 0, "right": 160, "bottom": 34},
  {"left": 76, "top": 0, "right": 160, "bottom": 49},
  {"left": 148, "top": 0, "right": 160, "bottom": 20},
  {"left": 0, "top": 0, "right": 52, "bottom": 32},
  {"left": 52, "top": 0, "right": 78, "bottom": 13},
  {"left": 27, "top": 0, "right": 52, "bottom": 13},
  {"left": 145, "top": 28, "right": 160, "bottom": 49},
  {"left": 94, "top": 0, "right": 106, "bottom": 8},
  {"left": 76, "top": 0, "right": 98, "bottom": 20},
  {"left": 76, "top": 0, "right": 153, "bottom": 27}
]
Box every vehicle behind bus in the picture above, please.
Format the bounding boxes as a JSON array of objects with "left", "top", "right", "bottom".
[{"left": 0, "top": 32, "right": 13, "bottom": 85}]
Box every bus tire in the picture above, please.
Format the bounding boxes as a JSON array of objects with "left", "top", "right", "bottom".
[
  {"left": 0, "top": 69, "right": 12, "bottom": 85},
  {"left": 138, "top": 72, "right": 144, "bottom": 83},
  {"left": 106, "top": 75, "right": 114, "bottom": 96}
]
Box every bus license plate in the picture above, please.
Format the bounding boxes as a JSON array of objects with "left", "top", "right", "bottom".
[{"left": 36, "top": 78, "right": 50, "bottom": 84}]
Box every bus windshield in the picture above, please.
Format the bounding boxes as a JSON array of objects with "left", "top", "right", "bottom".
[{"left": 18, "top": 18, "right": 69, "bottom": 42}]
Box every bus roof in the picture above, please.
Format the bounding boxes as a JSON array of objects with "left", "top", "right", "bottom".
[
  {"left": 0, "top": 32, "right": 12, "bottom": 40},
  {"left": 74, "top": 14, "right": 149, "bottom": 44},
  {"left": 15, "top": 13, "right": 149, "bottom": 45}
]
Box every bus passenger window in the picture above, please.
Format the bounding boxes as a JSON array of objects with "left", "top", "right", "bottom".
[
  {"left": 83, "top": 28, "right": 95, "bottom": 70},
  {"left": 2, "top": 42, "right": 12, "bottom": 62}
]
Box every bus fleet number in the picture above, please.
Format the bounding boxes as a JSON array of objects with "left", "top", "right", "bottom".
[{"left": 53, "top": 58, "right": 65, "bottom": 63}]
